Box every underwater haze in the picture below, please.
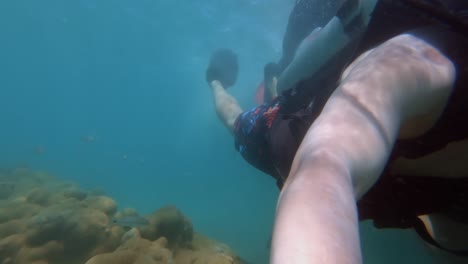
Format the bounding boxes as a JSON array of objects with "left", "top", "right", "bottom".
[
  {"left": 0, "top": 1, "right": 288, "bottom": 263},
  {"left": 0, "top": 0, "right": 451, "bottom": 263}
]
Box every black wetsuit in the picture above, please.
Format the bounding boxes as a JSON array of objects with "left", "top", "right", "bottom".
[{"left": 234, "top": 0, "right": 468, "bottom": 255}]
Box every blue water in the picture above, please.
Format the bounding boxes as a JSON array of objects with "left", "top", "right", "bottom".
[
  {"left": 0, "top": 1, "right": 452, "bottom": 263},
  {"left": 0, "top": 0, "right": 287, "bottom": 263}
]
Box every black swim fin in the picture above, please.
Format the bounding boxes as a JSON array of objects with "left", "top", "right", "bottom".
[{"left": 206, "top": 49, "right": 239, "bottom": 88}]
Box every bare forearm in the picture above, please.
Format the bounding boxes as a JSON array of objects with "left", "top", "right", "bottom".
[{"left": 271, "top": 156, "right": 361, "bottom": 264}]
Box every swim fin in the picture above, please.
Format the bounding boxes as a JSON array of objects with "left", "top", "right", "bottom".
[{"left": 206, "top": 49, "right": 239, "bottom": 88}]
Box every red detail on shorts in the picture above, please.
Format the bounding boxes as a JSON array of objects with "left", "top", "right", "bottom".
[{"left": 263, "top": 105, "right": 280, "bottom": 128}]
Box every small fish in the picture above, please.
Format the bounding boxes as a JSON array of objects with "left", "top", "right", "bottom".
[
  {"left": 34, "top": 145, "right": 45, "bottom": 155},
  {"left": 112, "top": 216, "right": 150, "bottom": 228},
  {"left": 81, "top": 135, "right": 97, "bottom": 143},
  {"left": 81, "top": 130, "right": 98, "bottom": 143}
]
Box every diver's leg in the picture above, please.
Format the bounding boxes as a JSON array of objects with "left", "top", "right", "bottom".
[
  {"left": 278, "top": 0, "right": 343, "bottom": 73},
  {"left": 276, "top": 0, "right": 373, "bottom": 94}
]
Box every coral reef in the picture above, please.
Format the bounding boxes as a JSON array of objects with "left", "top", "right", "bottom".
[{"left": 0, "top": 168, "right": 246, "bottom": 264}]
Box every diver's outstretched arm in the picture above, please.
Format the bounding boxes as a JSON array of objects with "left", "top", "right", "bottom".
[{"left": 271, "top": 34, "right": 456, "bottom": 264}]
